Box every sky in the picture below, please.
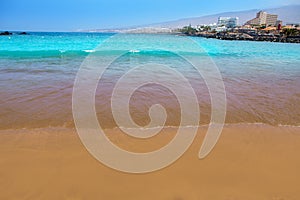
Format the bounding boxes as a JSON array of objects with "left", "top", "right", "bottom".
[{"left": 0, "top": 0, "right": 298, "bottom": 31}]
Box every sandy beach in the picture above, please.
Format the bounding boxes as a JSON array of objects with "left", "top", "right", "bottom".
[
  {"left": 1, "top": 1, "right": 300, "bottom": 199},
  {"left": 0, "top": 124, "right": 299, "bottom": 200}
]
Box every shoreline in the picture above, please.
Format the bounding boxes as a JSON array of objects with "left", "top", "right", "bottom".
[
  {"left": 182, "top": 32, "right": 300, "bottom": 43},
  {"left": 1, "top": 124, "right": 300, "bottom": 199},
  {"left": 0, "top": 122, "right": 299, "bottom": 132}
]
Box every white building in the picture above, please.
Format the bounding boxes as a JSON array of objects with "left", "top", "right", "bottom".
[{"left": 217, "top": 17, "right": 239, "bottom": 28}]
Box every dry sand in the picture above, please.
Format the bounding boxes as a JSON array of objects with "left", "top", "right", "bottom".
[{"left": 0, "top": 124, "right": 300, "bottom": 200}]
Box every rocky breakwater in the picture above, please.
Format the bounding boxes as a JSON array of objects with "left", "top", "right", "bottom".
[{"left": 194, "top": 31, "right": 300, "bottom": 43}]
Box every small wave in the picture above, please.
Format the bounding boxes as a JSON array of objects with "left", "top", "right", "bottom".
[
  {"left": 278, "top": 124, "right": 300, "bottom": 128},
  {"left": 107, "top": 122, "right": 285, "bottom": 131},
  {"left": 0, "top": 50, "right": 88, "bottom": 58},
  {"left": 83, "top": 50, "right": 96, "bottom": 53},
  {"left": 2, "top": 122, "right": 299, "bottom": 132},
  {"left": 129, "top": 50, "right": 140, "bottom": 53},
  {"left": 0, "top": 68, "right": 63, "bottom": 74}
]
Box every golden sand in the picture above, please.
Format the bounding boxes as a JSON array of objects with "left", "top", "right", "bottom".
[{"left": 0, "top": 124, "right": 300, "bottom": 199}]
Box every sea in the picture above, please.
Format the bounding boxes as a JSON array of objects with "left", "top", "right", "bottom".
[{"left": 0, "top": 32, "right": 299, "bottom": 130}]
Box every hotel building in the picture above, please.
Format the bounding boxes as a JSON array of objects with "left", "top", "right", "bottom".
[{"left": 246, "top": 11, "right": 278, "bottom": 26}]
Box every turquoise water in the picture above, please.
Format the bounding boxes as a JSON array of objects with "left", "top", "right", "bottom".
[{"left": 0, "top": 32, "right": 300, "bottom": 129}]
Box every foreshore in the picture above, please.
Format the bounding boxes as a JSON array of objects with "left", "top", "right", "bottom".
[{"left": 1, "top": 124, "right": 300, "bottom": 199}]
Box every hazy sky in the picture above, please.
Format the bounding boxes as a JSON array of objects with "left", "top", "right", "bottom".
[{"left": 0, "top": 0, "right": 298, "bottom": 31}]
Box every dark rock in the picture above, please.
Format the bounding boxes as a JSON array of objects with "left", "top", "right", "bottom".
[
  {"left": 0, "top": 31, "right": 12, "bottom": 36},
  {"left": 19, "top": 32, "right": 28, "bottom": 35},
  {"left": 186, "top": 30, "right": 300, "bottom": 43}
]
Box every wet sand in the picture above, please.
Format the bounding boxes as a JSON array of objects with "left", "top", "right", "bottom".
[{"left": 0, "top": 124, "right": 300, "bottom": 200}]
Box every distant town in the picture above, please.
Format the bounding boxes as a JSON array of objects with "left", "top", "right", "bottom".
[
  {"left": 1, "top": 9, "right": 299, "bottom": 43},
  {"left": 179, "top": 11, "right": 300, "bottom": 43}
]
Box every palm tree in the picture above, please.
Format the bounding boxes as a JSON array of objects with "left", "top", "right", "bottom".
[{"left": 282, "top": 28, "right": 298, "bottom": 36}]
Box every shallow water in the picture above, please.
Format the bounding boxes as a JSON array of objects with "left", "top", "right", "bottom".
[{"left": 0, "top": 32, "right": 300, "bottom": 129}]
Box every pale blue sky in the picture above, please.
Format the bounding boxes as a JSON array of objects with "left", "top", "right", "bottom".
[{"left": 0, "top": 0, "right": 298, "bottom": 31}]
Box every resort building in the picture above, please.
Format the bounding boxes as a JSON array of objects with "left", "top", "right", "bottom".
[
  {"left": 246, "top": 11, "right": 278, "bottom": 26},
  {"left": 266, "top": 14, "right": 278, "bottom": 26},
  {"left": 217, "top": 17, "right": 239, "bottom": 28}
]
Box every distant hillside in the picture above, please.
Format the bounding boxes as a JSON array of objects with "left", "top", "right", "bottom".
[
  {"left": 85, "top": 5, "right": 300, "bottom": 32},
  {"left": 148, "top": 5, "right": 300, "bottom": 28}
]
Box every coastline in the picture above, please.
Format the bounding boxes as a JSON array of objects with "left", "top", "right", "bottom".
[
  {"left": 181, "top": 32, "right": 300, "bottom": 43},
  {"left": 1, "top": 124, "right": 300, "bottom": 199},
  {"left": 1, "top": 2, "right": 300, "bottom": 199},
  {"left": 1, "top": 31, "right": 299, "bottom": 199}
]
